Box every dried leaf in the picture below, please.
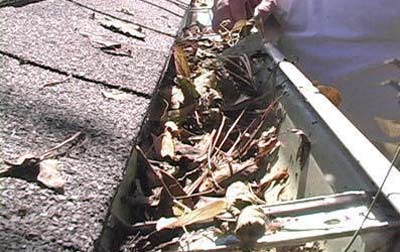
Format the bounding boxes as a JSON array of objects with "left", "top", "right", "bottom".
[
  {"left": 255, "top": 169, "right": 289, "bottom": 197},
  {"left": 317, "top": 85, "right": 342, "bottom": 107},
  {"left": 173, "top": 45, "right": 191, "bottom": 78},
  {"left": 37, "top": 159, "right": 65, "bottom": 191},
  {"left": 101, "top": 90, "right": 131, "bottom": 100},
  {"left": 199, "top": 158, "right": 260, "bottom": 192},
  {"left": 175, "top": 133, "right": 212, "bottom": 162},
  {"left": 256, "top": 133, "right": 279, "bottom": 159},
  {"left": 375, "top": 117, "right": 400, "bottom": 138},
  {"left": 231, "top": 19, "right": 254, "bottom": 36},
  {"left": 164, "top": 121, "right": 179, "bottom": 132},
  {"left": 2, "top": 156, "right": 64, "bottom": 192},
  {"left": 98, "top": 17, "right": 145, "bottom": 40},
  {"left": 313, "top": 81, "right": 342, "bottom": 107},
  {"left": 154, "top": 131, "right": 175, "bottom": 159},
  {"left": 156, "top": 200, "right": 227, "bottom": 230}
]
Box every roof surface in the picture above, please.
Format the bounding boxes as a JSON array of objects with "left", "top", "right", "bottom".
[{"left": 0, "top": 0, "right": 188, "bottom": 251}]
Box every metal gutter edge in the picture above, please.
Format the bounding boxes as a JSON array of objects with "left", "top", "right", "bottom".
[{"left": 272, "top": 50, "right": 400, "bottom": 214}]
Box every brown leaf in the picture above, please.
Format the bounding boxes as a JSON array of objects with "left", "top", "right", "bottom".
[
  {"left": 156, "top": 200, "right": 227, "bottom": 230},
  {"left": 2, "top": 156, "right": 64, "bottom": 192},
  {"left": 173, "top": 45, "right": 191, "bottom": 78},
  {"left": 37, "top": 159, "right": 65, "bottom": 191},
  {"left": 164, "top": 121, "right": 179, "bottom": 136},
  {"left": 231, "top": 19, "right": 254, "bottom": 36},
  {"left": 313, "top": 81, "right": 342, "bottom": 107},
  {"left": 256, "top": 128, "right": 279, "bottom": 159},
  {"left": 174, "top": 133, "right": 213, "bottom": 162},
  {"left": 255, "top": 170, "right": 289, "bottom": 197}
]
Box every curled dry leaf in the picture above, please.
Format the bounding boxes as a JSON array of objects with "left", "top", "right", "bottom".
[
  {"left": 156, "top": 168, "right": 194, "bottom": 208},
  {"left": 174, "top": 133, "right": 212, "bottom": 162},
  {"left": 156, "top": 200, "right": 227, "bottom": 231},
  {"left": 231, "top": 19, "right": 254, "bottom": 36}
]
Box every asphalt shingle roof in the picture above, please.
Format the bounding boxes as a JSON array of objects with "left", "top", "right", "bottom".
[{"left": 0, "top": 0, "right": 188, "bottom": 251}]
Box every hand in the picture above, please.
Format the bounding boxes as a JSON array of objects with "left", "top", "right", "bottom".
[{"left": 212, "top": 0, "right": 277, "bottom": 31}]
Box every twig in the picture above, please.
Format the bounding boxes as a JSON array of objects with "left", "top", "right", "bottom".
[
  {"left": 158, "top": 169, "right": 176, "bottom": 200},
  {"left": 178, "top": 165, "right": 202, "bottom": 182},
  {"left": 175, "top": 189, "right": 215, "bottom": 200},
  {"left": 226, "top": 67, "right": 254, "bottom": 88},
  {"left": 213, "top": 109, "right": 246, "bottom": 158},
  {"left": 39, "top": 74, "right": 72, "bottom": 90},
  {"left": 239, "top": 96, "right": 281, "bottom": 156},
  {"left": 240, "top": 54, "right": 254, "bottom": 81},
  {"left": 185, "top": 169, "right": 208, "bottom": 195},
  {"left": 208, "top": 169, "right": 224, "bottom": 191},
  {"left": 227, "top": 131, "right": 242, "bottom": 155},
  {"left": 211, "top": 116, "right": 226, "bottom": 153},
  {"left": 39, "top": 131, "right": 83, "bottom": 160}
]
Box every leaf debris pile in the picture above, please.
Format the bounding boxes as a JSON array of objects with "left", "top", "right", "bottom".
[{"left": 124, "top": 19, "right": 309, "bottom": 252}]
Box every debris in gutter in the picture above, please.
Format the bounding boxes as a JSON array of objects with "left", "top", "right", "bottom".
[{"left": 120, "top": 15, "right": 312, "bottom": 251}]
